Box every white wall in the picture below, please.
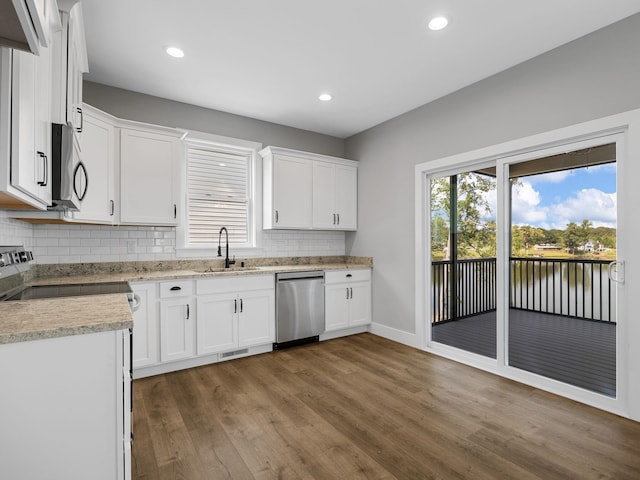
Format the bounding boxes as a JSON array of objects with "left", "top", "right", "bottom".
[{"left": 345, "top": 13, "right": 640, "bottom": 336}]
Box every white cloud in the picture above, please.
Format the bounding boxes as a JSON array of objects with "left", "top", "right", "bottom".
[
  {"left": 511, "top": 181, "right": 548, "bottom": 226},
  {"left": 550, "top": 188, "right": 616, "bottom": 228}
]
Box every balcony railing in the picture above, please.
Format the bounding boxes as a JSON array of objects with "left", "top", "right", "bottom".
[{"left": 431, "top": 257, "right": 615, "bottom": 324}]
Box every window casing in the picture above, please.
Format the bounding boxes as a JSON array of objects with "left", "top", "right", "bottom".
[{"left": 181, "top": 135, "right": 259, "bottom": 250}]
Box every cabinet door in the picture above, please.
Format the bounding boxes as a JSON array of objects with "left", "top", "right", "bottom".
[
  {"left": 197, "top": 293, "right": 237, "bottom": 355},
  {"left": 348, "top": 282, "right": 371, "bottom": 326},
  {"left": 11, "top": 49, "right": 51, "bottom": 206},
  {"left": 73, "top": 110, "right": 116, "bottom": 223},
  {"left": 272, "top": 154, "right": 312, "bottom": 228},
  {"left": 66, "top": 10, "right": 84, "bottom": 133},
  {"left": 131, "top": 282, "right": 158, "bottom": 369},
  {"left": 120, "top": 128, "right": 180, "bottom": 225},
  {"left": 312, "top": 161, "right": 336, "bottom": 229},
  {"left": 160, "top": 297, "right": 194, "bottom": 362},
  {"left": 238, "top": 289, "right": 275, "bottom": 347},
  {"left": 325, "top": 284, "right": 350, "bottom": 331},
  {"left": 334, "top": 165, "right": 357, "bottom": 230}
]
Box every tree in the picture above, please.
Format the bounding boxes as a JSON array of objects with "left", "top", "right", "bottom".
[
  {"left": 430, "top": 173, "right": 496, "bottom": 259},
  {"left": 563, "top": 222, "right": 582, "bottom": 254},
  {"left": 579, "top": 219, "right": 593, "bottom": 249}
]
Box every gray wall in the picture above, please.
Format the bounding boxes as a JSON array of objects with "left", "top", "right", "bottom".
[
  {"left": 345, "top": 13, "right": 640, "bottom": 334},
  {"left": 83, "top": 82, "right": 345, "bottom": 158}
]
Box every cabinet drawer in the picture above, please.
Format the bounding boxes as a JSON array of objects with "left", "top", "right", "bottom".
[
  {"left": 159, "top": 280, "right": 194, "bottom": 298},
  {"left": 197, "top": 274, "right": 274, "bottom": 295},
  {"left": 325, "top": 268, "right": 371, "bottom": 285}
]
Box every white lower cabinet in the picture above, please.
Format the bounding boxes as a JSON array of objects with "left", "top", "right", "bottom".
[
  {"left": 197, "top": 292, "right": 237, "bottom": 354},
  {"left": 0, "top": 329, "right": 131, "bottom": 480},
  {"left": 325, "top": 269, "right": 372, "bottom": 331},
  {"left": 131, "top": 282, "right": 158, "bottom": 368},
  {"left": 132, "top": 275, "right": 275, "bottom": 377},
  {"left": 159, "top": 280, "right": 195, "bottom": 363},
  {"left": 197, "top": 275, "right": 275, "bottom": 355}
]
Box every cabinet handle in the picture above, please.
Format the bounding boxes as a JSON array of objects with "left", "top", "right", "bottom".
[
  {"left": 170, "top": 286, "right": 181, "bottom": 291},
  {"left": 234, "top": 299, "right": 237, "bottom": 314},
  {"left": 186, "top": 304, "right": 190, "bottom": 319},
  {"left": 110, "top": 200, "right": 115, "bottom": 216},
  {"left": 337, "top": 213, "right": 340, "bottom": 225},
  {"left": 333, "top": 213, "right": 336, "bottom": 225},
  {"left": 174, "top": 204, "right": 177, "bottom": 219},
  {"left": 240, "top": 298, "right": 243, "bottom": 313},
  {"left": 73, "top": 161, "right": 88, "bottom": 201},
  {"left": 346, "top": 287, "right": 349, "bottom": 300},
  {"left": 37, "top": 151, "right": 47, "bottom": 186},
  {"left": 346, "top": 274, "right": 352, "bottom": 278},
  {"left": 275, "top": 210, "right": 279, "bottom": 223},
  {"left": 76, "top": 107, "right": 83, "bottom": 133},
  {"left": 350, "top": 287, "right": 353, "bottom": 299}
]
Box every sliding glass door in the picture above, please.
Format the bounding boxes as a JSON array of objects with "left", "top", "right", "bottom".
[
  {"left": 430, "top": 169, "right": 497, "bottom": 358},
  {"left": 506, "top": 142, "right": 618, "bottom": 397},
  {"left": 426, "top": 135, "right": 623, "bottom": 401}
]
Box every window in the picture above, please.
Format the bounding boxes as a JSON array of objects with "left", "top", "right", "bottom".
[{"left": 180, "top": 133, "right": 261, "bottom": 251}]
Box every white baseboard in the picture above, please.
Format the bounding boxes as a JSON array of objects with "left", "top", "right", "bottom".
[{"left": 369, "top": 322, "right": 422, "bottom": 349}]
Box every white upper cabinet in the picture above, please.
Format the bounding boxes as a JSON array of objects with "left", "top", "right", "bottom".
[
  {"left": 119, "top": 126, "right": 182, "bottom": 225},
  {"left": 70, "top": 105, "right": 116, "bottom": 224},
  {"left": 51, "top": 2, "right": 88, "bottom": 132},
  {"left": 0, "top": 0, "right": 57, "bottom": 54},
  {"left": 313, "top": 162, "right": 357, "bottom": 230},
  {"left": 268, "top": 153, "right": 313, "bottom": 229},
  {"left": 0, "top": 2, "right": 60, "bottom": 210},
  {"left": 261, "top": 146, "right": 358, "bottom": 231}
]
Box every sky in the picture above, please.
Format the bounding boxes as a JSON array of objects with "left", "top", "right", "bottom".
[{"left": 510, "top": 163, "right": 617, "bottom": 229}]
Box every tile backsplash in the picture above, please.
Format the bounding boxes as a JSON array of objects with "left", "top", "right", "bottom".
[
  {"left": 0, "top": 212, "right": 34, "bottom": 250},
  {"left": 28, "top": 224, "right": 345, "bottom": 264}
]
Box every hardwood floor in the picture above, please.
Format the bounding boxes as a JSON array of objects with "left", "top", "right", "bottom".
[{"left": 132, "top": 333, "right": 640, "bottom": 479}]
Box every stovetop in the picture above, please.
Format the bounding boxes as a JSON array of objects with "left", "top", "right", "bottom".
[
  {"left": 0, "top": 246, "right": 132, "bottom": 302},
  {"left": 2, "top": 282, "right": 133, "bottom": 301}
]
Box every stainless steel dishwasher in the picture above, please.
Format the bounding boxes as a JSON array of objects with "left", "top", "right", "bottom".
[{"left": 274, "top": 271, "right": 325, "bottom": 349}]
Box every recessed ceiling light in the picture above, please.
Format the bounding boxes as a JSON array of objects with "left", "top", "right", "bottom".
[
  {"left": 165, "top": 46, "right": 185, "bottom": 58},
  {"left": 318, "top": 93, "right": 333, "bottom": 102},
  {"left": 428, "top": 16, "right": 449, "bottom": 31}
]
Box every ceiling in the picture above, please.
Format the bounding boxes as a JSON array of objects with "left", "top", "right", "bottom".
[{"left": 80, "top": 1, "right": 640, "bottom": 139}]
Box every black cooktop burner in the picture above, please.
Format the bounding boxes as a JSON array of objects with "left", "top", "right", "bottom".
[{"left": 2, "top": 282, "right": 132, "bottom": 301}]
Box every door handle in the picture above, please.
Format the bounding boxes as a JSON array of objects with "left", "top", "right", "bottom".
[{"left": 607, "top": 261, "right": 625, "bottom": 284}]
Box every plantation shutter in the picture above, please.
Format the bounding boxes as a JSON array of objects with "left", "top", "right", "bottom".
[{"left": 187, "top": 146, "right": 249, "bottom": 244}]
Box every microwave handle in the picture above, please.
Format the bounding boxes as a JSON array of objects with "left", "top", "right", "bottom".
[{"left": 73, "top": 161, "right": 88, "bottom": 201}]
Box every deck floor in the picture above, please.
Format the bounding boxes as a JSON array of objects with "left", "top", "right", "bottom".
[{"left": 432, "top": 309, "right": 616, "bottom": 397}]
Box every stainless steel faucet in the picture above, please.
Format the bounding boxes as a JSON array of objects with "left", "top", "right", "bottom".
[{"left": 217, "top": 227, "right": 236, "bottom": 268}]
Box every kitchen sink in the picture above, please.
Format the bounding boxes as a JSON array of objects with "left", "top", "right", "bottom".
[{"left": 196, "top": 266, "right": 260, "bottom": 273}]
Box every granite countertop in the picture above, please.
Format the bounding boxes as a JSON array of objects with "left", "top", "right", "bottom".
[
  {"left": 0, "top": 256, "right": 372, "bottom": 345},
  {"left": 0, "top": 294, "right": 133, "bottom": 345},
  {"left": 30, "top": 262, "right": 370, "bottom": 285}
]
